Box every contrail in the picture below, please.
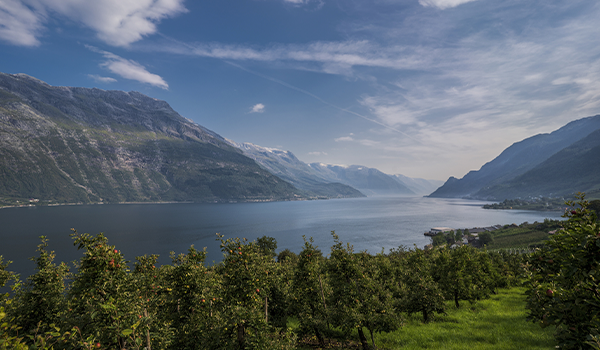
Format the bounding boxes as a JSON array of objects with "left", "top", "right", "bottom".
[
  {"left": 158, "top": 33, "right": 419, "bottom": 142},
  {"left": 223, "top": 61, "right": 420, "bottom": 142}
]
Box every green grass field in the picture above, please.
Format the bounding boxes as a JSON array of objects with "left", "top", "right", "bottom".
[{"left": 295, "top": 287, "right": 555, "bottom": 349}]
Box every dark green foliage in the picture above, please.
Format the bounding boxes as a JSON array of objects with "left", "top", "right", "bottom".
[
  {"left": 163, "top": 246, "right": 218, "bottom": 349},
  {"left": 399, "top": 248, "right": 445, "bottom": 323},
  {"left": 0, "top": 226, "right": 530, "bottom": 349},
  {"left": 479, "top": 232, "right": 493, "bottom": 246},
  {"left": 276, "top": 249, "right": 298, "bottom": 264},
  {"left": 483, "top": 198, "right": 568, "bottom": 210},
  {"left": 10, "top": 237, "right": 69, "bottom": 335},
  {"left": 290, "top": 237, "right": 329, "bottom": 346},
  {"left": 434, "top": 246, "right": 479, "bottom": 308},
  {"left": 256, "top": 236, "right": 277, "bottom": 260},
  {"left": 525, "top": 194, "right": 600, "bottom": 349},
  {"left": 589, "top": 200, "right": 600, "bottom": 220}
]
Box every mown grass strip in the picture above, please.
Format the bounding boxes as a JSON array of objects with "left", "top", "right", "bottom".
[{"left": 297, "top": 287, "right": 555, "bottom": 349}]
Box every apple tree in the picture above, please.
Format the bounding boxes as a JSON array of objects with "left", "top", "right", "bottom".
[
  {"left": 290, "top": 236, "right": 329, "bottom": 346},
  {"left": 65, "top": 230, "right": 144, "bottom": 350},
  {"left": 9, "top": 236, "right": 69, "bottom": 335},
  {"left": 525, "top": 194, "right": 600, "bottom": 349},
  {"left": 399, "top": 248, "right": 445, "bottom": 323},
  {"left": 216, "top": 234, "right": 295, "bottom": 350}
]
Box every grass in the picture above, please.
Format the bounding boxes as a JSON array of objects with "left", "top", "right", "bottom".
[
  {"left": 488, "top": 229, "right": 551, "bottom": 249},
  {"left": 294, "top": 287, "right": 555, "bottom": 349}
]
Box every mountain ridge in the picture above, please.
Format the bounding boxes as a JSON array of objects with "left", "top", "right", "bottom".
[
  {"left": 0, "top": 72, "right": 303, "bottom": 204},
  {"left": 227, "top": 141, "right": 365, "bottom": 199},
  {"left": 429, "top": 115, "right": 600, "bottom": 199}
]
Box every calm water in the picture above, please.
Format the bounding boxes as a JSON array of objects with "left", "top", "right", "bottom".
[{"left": 0, "top": 196, "right": 564, "bottom": 278}]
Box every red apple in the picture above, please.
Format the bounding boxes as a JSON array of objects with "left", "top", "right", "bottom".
[
  {"left": 114, "top": 249, "right": 118, "bottom": 254},
  {"left": 546, "top": 289, "right": 554, "bottom": 297}
]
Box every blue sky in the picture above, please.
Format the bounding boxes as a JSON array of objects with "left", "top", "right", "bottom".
[{"left": 1, "top": 0, "right": 599, "bottom": 181}]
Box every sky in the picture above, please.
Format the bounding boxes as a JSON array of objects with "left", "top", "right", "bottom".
[{"left": 1, "top": 0, "right": 599, "bottom": 181}]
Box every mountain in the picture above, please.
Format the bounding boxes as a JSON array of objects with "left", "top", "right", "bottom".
[
  {"left": 474, "top": 128, "right": 600, "bottom": 199},
  {"left": 307, "top": 163, "right": 415, "bottom": 196},
  {"left": 227, "top": 142, "right": 365, "bottom": 199},
  {"left": 429, "top": 115, "right": 600, "bottom": 199},
  {"left": 0, "top": 72, "right": 302, "bottom": 204},
  {"left": 390, "top": 174, "right": 445, "bottom": 196}
]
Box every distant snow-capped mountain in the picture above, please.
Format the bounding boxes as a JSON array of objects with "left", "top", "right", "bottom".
[
  {"left": 229, "top": 140, "right": 438, "bottom": 197},
  {"left": 227, "top": 142, "right": 365, "bottom": 199}
]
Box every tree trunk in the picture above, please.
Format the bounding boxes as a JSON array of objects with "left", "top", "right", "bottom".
[
  {"left": 358, "top": 327, "right": 369, "bottom": 350},
  {"left": 422, "top": 307, "right": 429, "bottom": 323},
  {"left": 237, "top": 323, "right": 245, "bottom": 350},
  {"left": 144, "top": 308, "right": 152, "bottom": 350},
  {"left": 265, "top": 296, "right": 269, "bottom": 323},
  {"left": 314, "top": 327, "right": 325, "bottom": 347},
  {"left": 319, "top": 275, "right": 327, "bottom": 310},
  {"left": 369, "top": 327, "right": 377, "bottom": 349},
  {"left": 454, "top": 290, "right": 460, "bottom": 308}
]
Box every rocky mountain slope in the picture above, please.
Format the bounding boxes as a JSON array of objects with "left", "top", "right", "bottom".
[
  {"left": 229, "top": 142, "right": 365, "bottom": 199},
  {"left": 429, "top": 115, "right": 600, "bottom": 199},
  {"left": 0, "top": 73, "right": 302, "bottom": 204}
]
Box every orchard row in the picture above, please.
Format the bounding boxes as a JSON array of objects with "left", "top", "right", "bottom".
[{"left": 1, "top": 196, "right": 596, "bottom": 350}]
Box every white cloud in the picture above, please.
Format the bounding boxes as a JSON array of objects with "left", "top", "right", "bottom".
[
  {"left": 334, "top": 136, "right": 354, "bottom": 142},
  {"left": 250, "top": 103, "right": 265, "bottom": 113},
  {"left": 281, "top": 0, "right": 324, "bottom": 9},
  {"left": 87, "top": 45, "right": 168, "bottom": 89},
  {"left": 0, "top": 0, "right": 187, "bottom": 47},
  {"left": 0, "top": 0, "right": 44, "bottom": 46},
  {"left": 418, "top": 0, "right": 479, "bottom": 10},
  {"left": 88, "top": 74, "right": 117, "bottom": 83},
  {"left": 166, "top": 39, "right": 428, "bottom": 73},
  {"left": 308, "top": 151, "right": 327, "bottom": 156}
]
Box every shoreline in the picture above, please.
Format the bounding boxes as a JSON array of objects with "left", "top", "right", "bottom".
[{"left": 0, "top": 197, "right": 328, "bottom": 210}]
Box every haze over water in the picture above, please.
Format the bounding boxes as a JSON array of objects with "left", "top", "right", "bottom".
[{"left": 1, "top": 196, "right": 564, "bottom": 278}]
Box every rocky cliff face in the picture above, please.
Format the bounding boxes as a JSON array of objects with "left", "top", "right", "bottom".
[{"left": 0, "top": 73, "right": 302, "bottom": 204}]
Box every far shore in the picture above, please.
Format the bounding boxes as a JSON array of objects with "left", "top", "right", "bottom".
[{"left": 0, "top": 196, "right": 331, "bottom": 210}]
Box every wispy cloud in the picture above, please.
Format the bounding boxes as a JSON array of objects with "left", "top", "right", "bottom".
[
  {"left": 87, "top": 45, "right": 168, "bottom": 89},
  {"left": 418, "top": 0, "right": 480, "bottom": 10},
  {"left": 0, "top": 0, "right": 187, "bottom": 47},
  {"left": 88, "top": 74, "right": 117, "bottom": 83},
  {"left": 334, "top": 134, "right": 354, "bottom": 142},
  {"left": 158, "top": 38, "right": 429, "bottom": 72},
  {"left": 308, "top": 151, "right": 327, "bottom": 156},
  {"left": 250, "top": 103, "right": 265, "bottom": 113},
  {"left": 281, "top": 0, "right": 324, "bottom": 9}
]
